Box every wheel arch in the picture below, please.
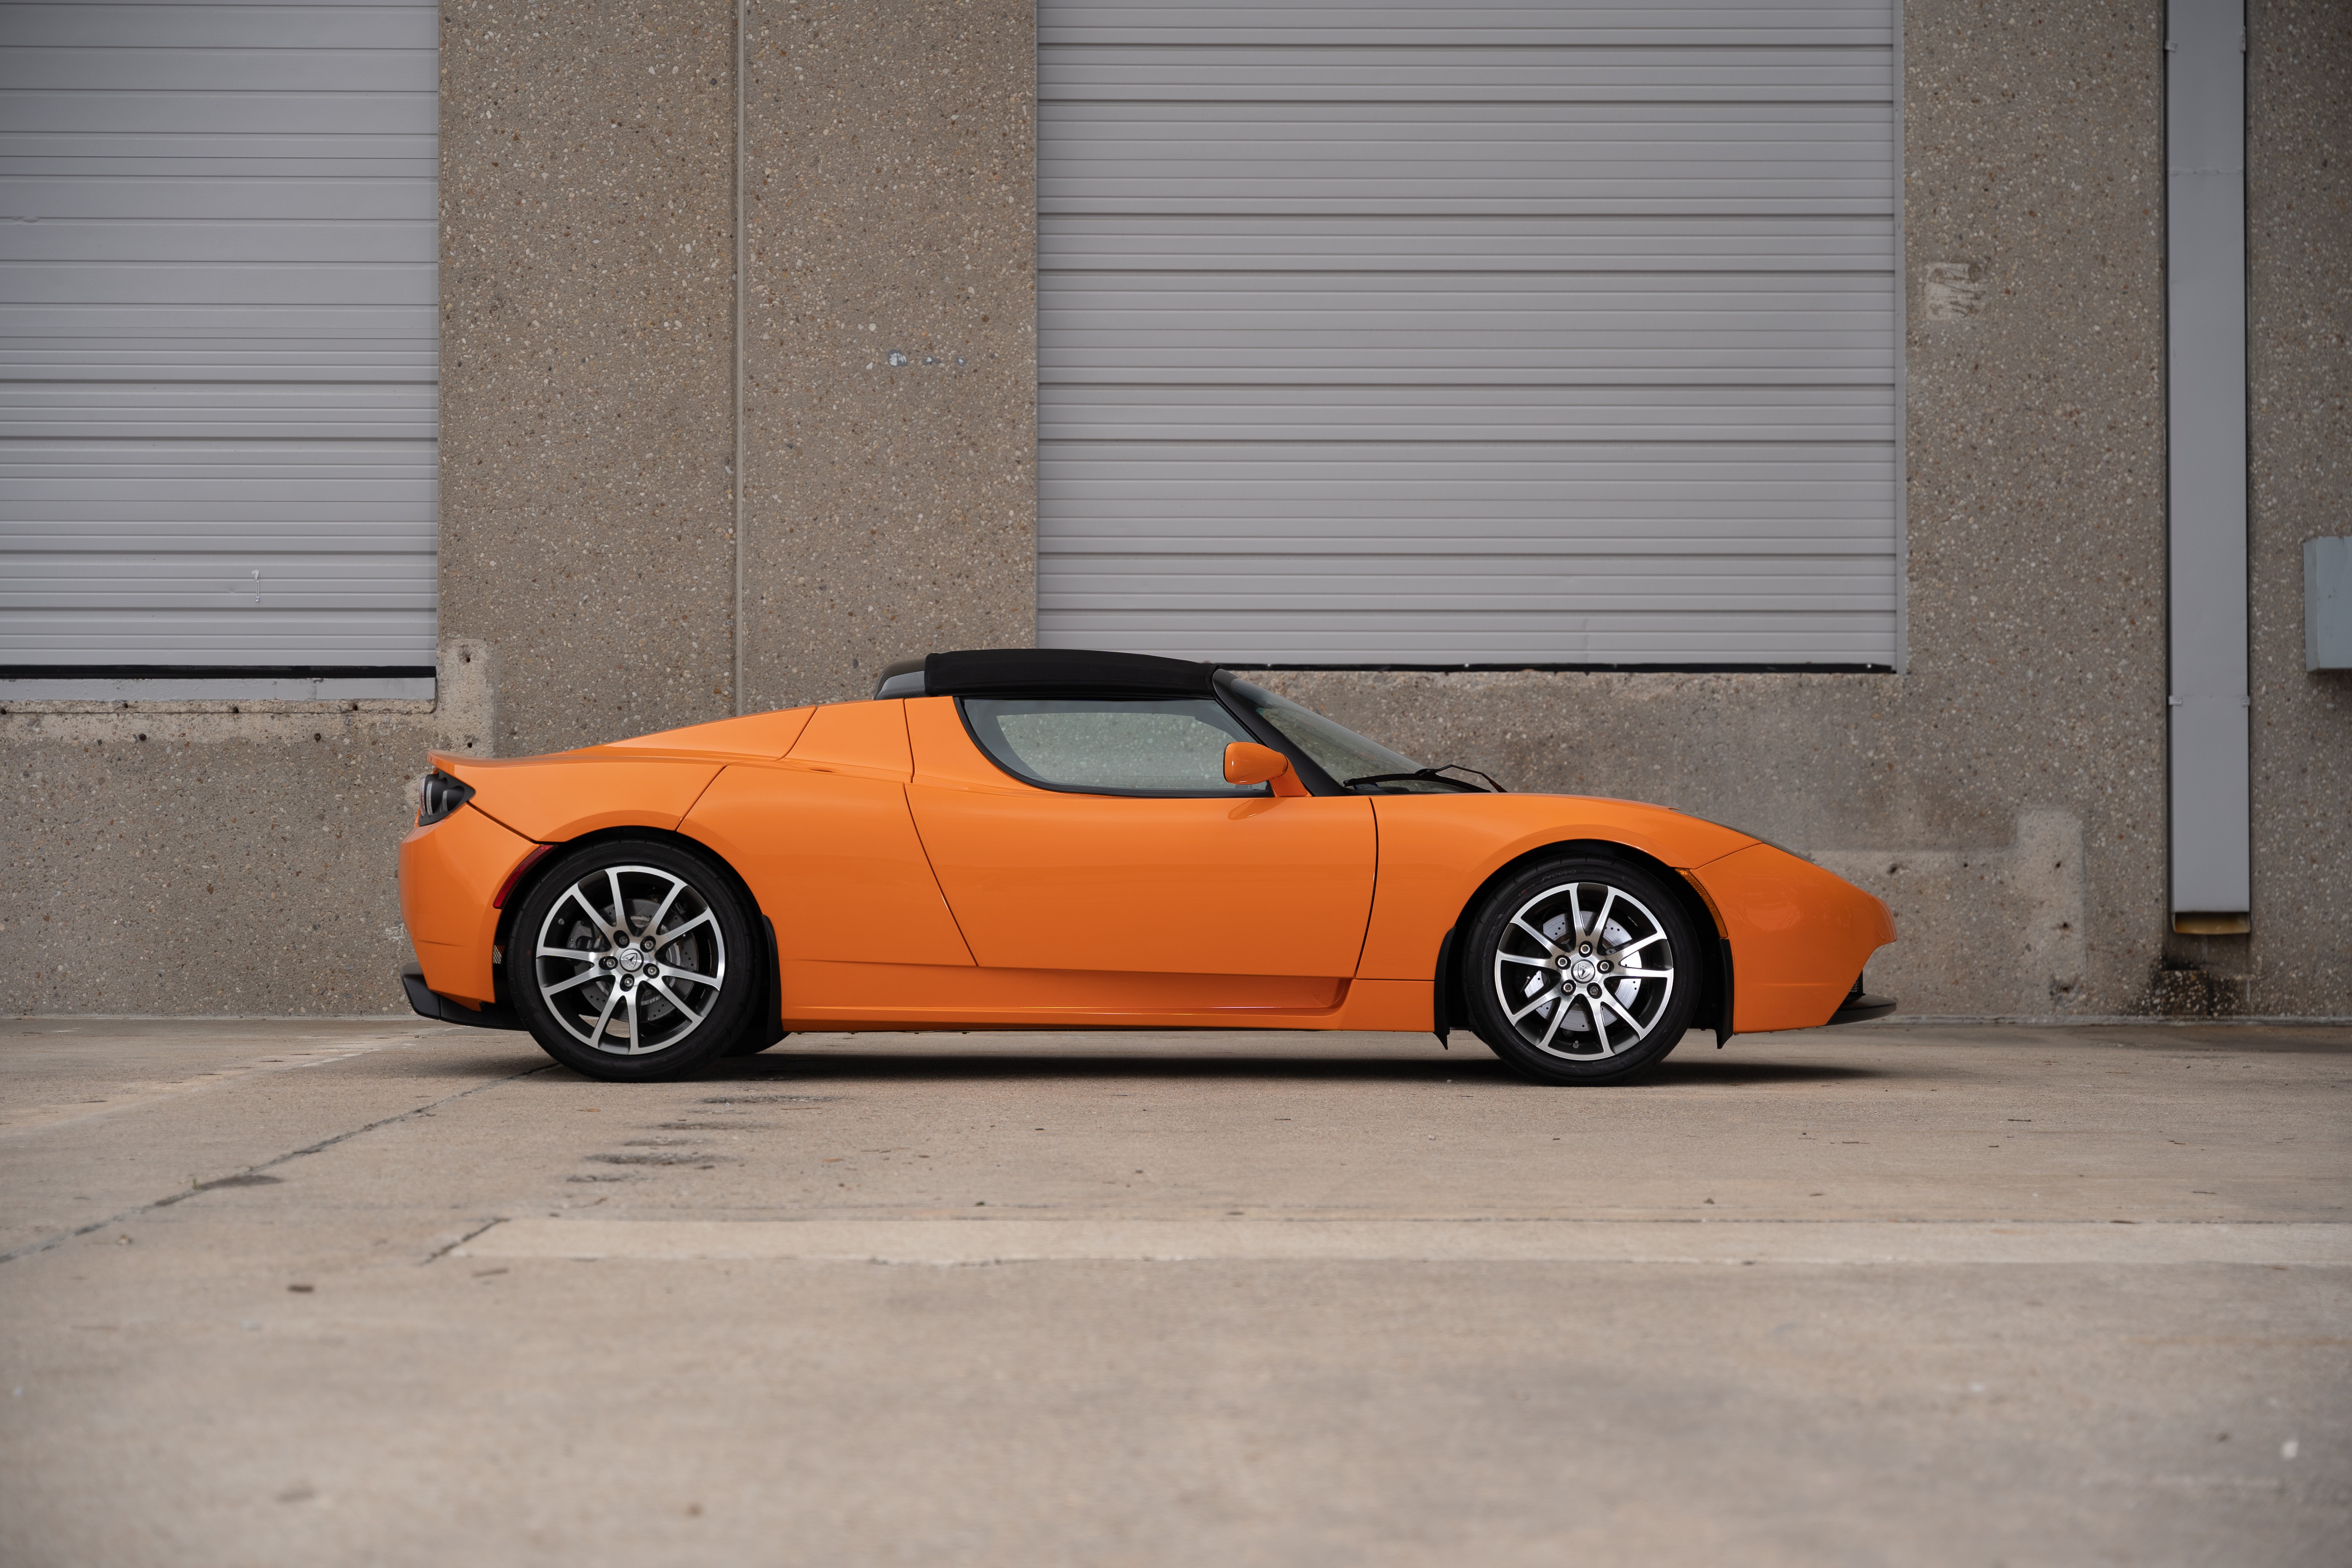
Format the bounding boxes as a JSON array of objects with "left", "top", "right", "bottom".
[
  {"left": 1437, "top": 837, "right": 1731, "bottom": 1046},
  {"left": 489, "top": 824, "right": 768, "bottom": 1009}
]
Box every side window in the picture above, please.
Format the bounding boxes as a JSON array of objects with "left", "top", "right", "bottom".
[{"left": 960, "top": 698, "right": 1264, "bottom": 796}]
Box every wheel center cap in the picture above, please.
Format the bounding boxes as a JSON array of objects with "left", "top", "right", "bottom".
[
  {"left": 618, "top": 947, "right": 645, "bottom": 973},
  {"left": 1570, "top": 960, "right": 1595, "bottom": 983}
]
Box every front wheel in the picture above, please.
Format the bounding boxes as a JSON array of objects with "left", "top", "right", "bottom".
[
  {"left": 506, "top": 838, "right": 758, "bottom": 1082},
  {"left": 1460, "top": 854, "right": 1699, "bottom": 1085}
]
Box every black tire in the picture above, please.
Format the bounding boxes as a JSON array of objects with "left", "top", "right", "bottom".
[
  {"left": 1460, "top": 853, "right": 1699, "bottom": 1085},
  {"left": 506, "top": 838, "right": 757, "bottom": 1082}
]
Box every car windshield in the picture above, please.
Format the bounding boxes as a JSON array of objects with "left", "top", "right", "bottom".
[{"left": 1225, "top": 680, "right": 1486, "bottom": 793}]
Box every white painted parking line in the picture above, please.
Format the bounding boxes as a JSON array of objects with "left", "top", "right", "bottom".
[{"left": 459, "top": 1218, "right": 2352, "bottom": 1267}]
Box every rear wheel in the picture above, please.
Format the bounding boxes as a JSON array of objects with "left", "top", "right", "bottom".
[
  {"left": 506, "top": 839, "right": 756, "bottom": 1082},
  {"left": 1461, "top": 854, "right": 1699, "bottom": 1085}
]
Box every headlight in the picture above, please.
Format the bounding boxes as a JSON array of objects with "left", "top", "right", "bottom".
[{"left": 417, "top": 769, "right": 474, "bottom": 827}]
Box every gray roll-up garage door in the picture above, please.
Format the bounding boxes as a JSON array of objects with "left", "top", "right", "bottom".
[
  {"left": 1037, "top": 2, "right": 1901, "bottom": 668},
  {"left": 0, "top": 0, "right": 439, "bottom": 687}
]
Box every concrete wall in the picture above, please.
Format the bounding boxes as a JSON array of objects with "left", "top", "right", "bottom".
[
  {"left": 2246, "top": 0, "right": 2352, "bottom": 1013},
  {"left": 439, "top": 0, "right": 741, "bottom": 760},
  {"left": 739, "top": 0, "right": 1038, "bottom": 712},
  {"left": 5, "top": 0, "right": 2344, "bottom": 1020},
  {"left": 1, "top": 646, "right": 494, "bottom": 1016}
]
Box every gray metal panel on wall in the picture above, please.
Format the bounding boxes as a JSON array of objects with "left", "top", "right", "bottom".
[
  {"left": 0, "top": 0, "right": 439, "bottom": 673},
  {"left": 2165, "top": 0, "right": 2249, "bottom": 920},
  {"left": 1036, "top": 0, "right": 1901, "bottom": 666}
]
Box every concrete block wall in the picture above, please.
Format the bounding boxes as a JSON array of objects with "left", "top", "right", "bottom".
[{"left": 4, "top": 0, "right": 2344, "bottom": 1019}]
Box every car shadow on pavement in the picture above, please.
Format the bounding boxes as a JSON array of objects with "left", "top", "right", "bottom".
[
  {"left": 396, "top": 1047, "right": 561, "bottom": 1079},
  {"left": 719, "top": 1054, "right": 1521, "bottom": 1084},
  {"left": 1648, "top": 1058, "right": 1893, "bottom": 1085},
  {"left": 690, "top": 1053, "right": 1892, "bottom": 1087}
]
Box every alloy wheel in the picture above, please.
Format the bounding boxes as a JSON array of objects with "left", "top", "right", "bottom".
[
  {"left": 533, "top": 864, "right": 728, "bottom": 1055},
  {"left": 1491, "top": 879, "right": 1677, "bottom": 1060}
]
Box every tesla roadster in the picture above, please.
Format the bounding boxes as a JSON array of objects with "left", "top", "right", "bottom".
[{"left": 398, "top": 648, "right": 1895, "bottom": 1083}]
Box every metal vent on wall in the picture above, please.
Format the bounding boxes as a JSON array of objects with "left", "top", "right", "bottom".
[
  {"left": 1035, "top": 1, "right": 1903, "bottom": 668},
  {"left": 0, "top": 0, "right": 440, "bottom": 694}
]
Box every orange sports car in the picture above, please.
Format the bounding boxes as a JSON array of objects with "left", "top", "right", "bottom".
[{"left": 399, "top": 648, "right": 1895, "bottom": 1083}]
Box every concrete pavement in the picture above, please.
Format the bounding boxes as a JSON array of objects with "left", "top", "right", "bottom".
[{"left": 1, "top": 1019, "right": 2346, "bottom": 1565}]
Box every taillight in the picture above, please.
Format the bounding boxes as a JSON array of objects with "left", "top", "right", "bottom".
[{"left": 417, "top": 769, "right": 474, "bottom": 827}]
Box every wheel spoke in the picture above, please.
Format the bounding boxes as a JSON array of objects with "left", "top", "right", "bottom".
[
  {"left": 1590, "top": 1002, "right": 1612, "bottom": 1056},
  {"left": 1566, "top": 884, "right": 1586, "bottom": 942},
  {"left": 1613, "top": 931, "right": 1666, "bottom": 956},
  {"left": 646, "top": 978, "right": 704, "bottom": 1027},
  {"left": 1537, "top": 993, "right": 1570, "bottom": 1051},
  {"left": 648, "top": 908, "right": 715, "bottom": 951},
  {"left": 537, "top": 945, "right": 600, "bottom": 962},
  {"left": 1616, "top": 966, "right": 1672, "bottom": 980},
  {"left": 1508, "top": 986, "right": 1563, "bottom": 1024},
  {"left": 661, "top": 966, "right": 720, "bottom": 991},
  {"left": 1599, "top": 988, "right": 1650, "bottom": 1042},
  {"left": 543, "top": 969, "right": 601, "bottom": 997},
  {"left": 642, "top": 877, "right": 686, "bottom": 944},
  {"left": 1511, "top": 917, "right": 1565, "bottom": 957},
  {"left": 563, "top": 883, "right": 622, "bottom": 944},
  {"left": 622, "top": 984, "right": 642, "bottom": 1053},
  {"left": 1589, "top": 886, "right": 1617, "bottom": 943},
  {"left": 586, "top": 984, "right": 622, "bottom": 1049},
  {"left": 1498, "top": 952, "right": 1553, "bottom": 968},
  {"left": 606, "top": 869, "right": 631, "bottom": 938}
]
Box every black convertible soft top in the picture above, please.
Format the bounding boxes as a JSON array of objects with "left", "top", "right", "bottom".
[{"left": 874, "top": 648, "right": 1219, "bottom": 700}]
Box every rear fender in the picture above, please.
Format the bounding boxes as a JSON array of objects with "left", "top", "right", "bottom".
[
  {"left": 487, "top": 825, "right": 773, "bottom": 1019},
  {"left": 430, "top": 751, "right": 724, "bottom": 843}
]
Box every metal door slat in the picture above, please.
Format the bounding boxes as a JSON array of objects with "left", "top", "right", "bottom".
[
  {"left": 0, "top": 0, "right": 439, "bottom": 675},
  {"left": 1037, "top": 0, "right": 1901, "bottom": 666}
]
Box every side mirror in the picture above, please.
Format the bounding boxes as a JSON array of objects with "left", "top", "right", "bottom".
[{"left": 1223, "top": 741, "right": 1308, "bottom": 798}]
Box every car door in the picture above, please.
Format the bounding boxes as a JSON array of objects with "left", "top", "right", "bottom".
[{"left": 904, "top": 695, "right": 1376, "bottom": 990}]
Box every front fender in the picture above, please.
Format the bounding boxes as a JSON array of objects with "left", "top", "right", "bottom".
[
  {"left": 1684, "top": 843, "right": 1897, "bottom": 1032},
  {"left": 1355, "top": 793, "right": 1759, "bottom": 981}
]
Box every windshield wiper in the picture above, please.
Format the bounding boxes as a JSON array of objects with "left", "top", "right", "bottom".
[{"left": 1342, "top": 764, "right": 1505, "bottom": 794}]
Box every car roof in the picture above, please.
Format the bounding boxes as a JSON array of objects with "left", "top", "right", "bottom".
[{"left": 874, "top": 647, "right": 1220, "bottom": 700}]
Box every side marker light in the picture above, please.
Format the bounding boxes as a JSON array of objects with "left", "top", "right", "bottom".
[{"left": 493, "top": 844, "right": 554, "bottom": 908}]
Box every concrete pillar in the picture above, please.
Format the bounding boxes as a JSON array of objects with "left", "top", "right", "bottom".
[
  {"left": 738, "top": 0, "right": 1039, "bottom": 710},
  {"left": 439, "top": 0, "right": 742, "bottom": 757},
  {"left": 2245, "top": 0, "right": 2352, "bottom": 1010}
]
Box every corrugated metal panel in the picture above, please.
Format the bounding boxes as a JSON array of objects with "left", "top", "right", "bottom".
[
  {"left": 0, "top": 0, "right": 438, "bottom": 672},
  {"left": 1037, "top": 0, "right": 1901, "bottom": 666}
]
